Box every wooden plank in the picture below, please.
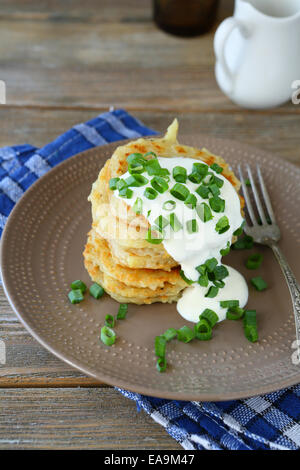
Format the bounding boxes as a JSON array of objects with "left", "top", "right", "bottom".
[
  {"left": 0, "top": 388, "right": 181, "bottom": 449},
  {"left": 0, "top": 107, "right": 299, "bottom": 165},
  {"left": 0, "top": 1, "right": 298, "bottom": 113}
]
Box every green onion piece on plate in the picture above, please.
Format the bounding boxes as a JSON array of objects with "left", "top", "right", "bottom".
[
  {"left": 125, "top": 174, "right": 148, "bottom": 187},
  {"left": 232, "top": 235, "right": 254, "bottom": 250},
  {"left": 251, "top": 276, "right": 267, "bottom": 291},
  {"left": 128, "top": 162, "right": 144, "bottom": 174},
  {"left": 194, "top": 319, "right": 212, "bottom": 341},
  {"left": 173, "top": 166, "right": 187, "bottom": 183},
  {"left": 196, "top": 185, "right": 210, "bottom": 199},
  {"left": 233, "top": 221, "right": 245, "bottom": 237},
  {"left": 127, "top": 153, "right": 146, "bottom": 165},
  {"left": 209, "top": 183, "right": 220, "bottom": 197},
  {"left": 70, "top": 280, "right": 87, "bottom": 293},
  {"left": 213, "top": 265, "right": 229, "bottom": 280},
  {"left": 226, "top": 307, "right": 245, "bottom": 321},
  {"left": 243, "top": 310, "right": 258, "bottom": 342},
  {"left": 116, "top": 179, "right": 127, "bottom": 191},
  {"left": 68, "top": 289, "right": 84, "bottom": 304},
  {"left": 220, "top": 242, "right": 230, "bottom": 256},
  {"left": 246, "top": 253, "right": 263, "bottom": 270},
  {"left": 117, "top": 303, "right": 128, "bottom": 320},
  {"left": 156, "top": 357, "right": 167, "bottom": 373},
  {"left": 105, "top": 314, "right": 115, "bottom": 328},
  {"left": 205, "top": 258, "right": 218, "bottom": 272},
  {"left": 155, "top": 335, "right": 166, "bottom": 358},
  {"left": 200, "top": 308, "right": 219, "bottom": 327},
  {"left": 100, "top": 326, "right": 116, "bottom": 346},
  {"left": 90, "top": 283, "right": 105, "bottom": 299},
  {"left": 177, "top": 326, "right": 195, "bottom": 343},
  {"left": 162, "top": 328, "right": 177, "bottom": 342},
  {"left": 209, "top": 196, "right": 225, "bottom": 213}
]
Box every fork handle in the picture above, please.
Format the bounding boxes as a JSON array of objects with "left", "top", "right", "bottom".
[{"left": 270, "top": 243, "right": 300, "bottom": 345}]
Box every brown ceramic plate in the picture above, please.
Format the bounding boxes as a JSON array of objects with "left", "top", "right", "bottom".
[{"left": 1, "top": 136, "right": 300, "bottom": 401}]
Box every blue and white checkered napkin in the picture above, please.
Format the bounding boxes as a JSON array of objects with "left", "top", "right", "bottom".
[{"left": 0, "top": 109, "right": 299, "bottom": 450}]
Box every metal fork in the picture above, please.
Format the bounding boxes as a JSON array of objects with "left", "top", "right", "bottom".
[{"left": 238, "top": 164, "right": 300, "bottom": 355}]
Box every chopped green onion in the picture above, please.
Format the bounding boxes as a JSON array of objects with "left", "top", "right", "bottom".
[
  {"left": 154, "top": 215, "right": 169, "bottom": 231},
  {"left": 68, "top": 289, "right": 84, "bottom": 304},
  {"left": 162, "top": 200, "right": 176, "bottom": 211},
  {"left": 119, "top": 187, "right": 133, "bottom": 199},
  {"left": 116, "top": 179, "right": 127, "bottom": 191},
  {"left": 162, "top": 328, "right": 177, "bottom": 342},
  {"left": 194, "top": 319, "right": 212, "bottom": 341},
  {"left": 213, "top": 279, "right": 225, "bottom": 288},
  {"left": 132, "top": 197, "right": 143, "bottom": 215},
  {"left": 209, "top": 196, "right": 225, "bottom": 213},
  {"left": 125, "top": 174, "right": 148, "bottom": 187},
  {"left": 144, "top": 151, "right": 157, "bottom": 158},
  {"left": 205, "top": 286, "right": 219, "bottom": 298},
  {"left": 213, "top": 265, "right": 229, "bottom": 281},
  {"left": 210, "top": 163, "right": 223, "bottom": 174},
  {"left": 155, "top": 335, "right": 166, "bottom": 358},
  {"left": 105, "top": 314, "right": 115, "bottom": 328},
  {"left": 220, "top": 300, "right": 239, "bottom": 308},
  {"left": 144, "top": 187, "right": 158, "bottom": 200},
  {"left": 196, "top": 203, "right": 213, "bottom": 222},
  {"left": 90, "top": 283, "right": 105, "bottom": 299},
  {"left": 170, "top": 183, "right": 190, "bottom": 201},
  {"left": 198, "top": 273, "right": 209, "bottom": 287},
  {"left": 220, "top": 242, "right": 230, "bottom": 256},
  {"left": 168, "top": 212, "right": 182, "bottom": 232},
  {"left": 196, "top": 264, "right": 206, "bottom": 275},
  {"left": 145, "top": 158, "right": 169, "bottom": 177},
  {"left": 232, "top": 235, "right": 254, "bottom": 250},
  {"left": 246, "top": 253, "right": 263, "bottom": 270},
  {"left": 70, "top": 280, "right": 87, "bottom": 293},
  {"left": 205, "top": 258, "right": 218, "bottom": 272},
  {"left": 200, "top": 309, "right": 219, "bottom": 327},
  {"left": 180, "top": 270, "right": 194, "bottom": 285},
  {"left": 151, "top": 176, "right": 169, "bottom": 193},
  {"left": 215, "top": 216, "right": 230, "bottom": 234},
  {"left": 117, "top": 303, "right": 128, "bottom": 320},
  {"left": 100, "top": 326, "right": 116, "bottom": 346},
  {"left": 173, "top": 166, "right": 187, "bottom": 183},
  {"left": 127, "top": 153, "right": 146, "bottom": 165},
  {"left": 128, "top": 162, "right": 144, "bottom": 174},
  {"left": 209, "top": 183, "right": 220, "bottom": 197},
  {"left": 184, "top": 194, "right": 197, "bottom": 209},
  {"left": 177, "top": 326, "right": 195, "bottom": 343},
  {"left": 109, "top": 177, "right": 120, "bottom": 190},
  {"left": 243, "top": 310, "right": 258, "bottom": 342},
  {"left": 188, "top": 163, "right": 208, "bottom": 184},
  {"left": 233, "top": 221, "right": 245, "bottom": 237},
  {"left": 156, "top": 357, "right": 167, "bottom": 373},
  {"left": 251, "top": 276, "right": 267, "bottom": 291},
  {"left": 146, "top": 227, "right": 164, "bottom": 244},
  {"left": 226, "top": 307, "right": 245, "bottom": 321},
  {"left": 212, "top": 175, "right": 224, "bottom": 188},
  {"left": 245, "top": 178, "right": 251, "bottom": 187},
  {"left": 186, "top": 219, "right": 198, "bottom": 234},
  {"left": 196, "top": 185, "right": 210, "bottom": 199}
]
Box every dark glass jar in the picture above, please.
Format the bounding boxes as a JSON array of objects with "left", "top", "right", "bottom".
[{"left": 153, "top": 0, "right": 220, "bottom": 37}]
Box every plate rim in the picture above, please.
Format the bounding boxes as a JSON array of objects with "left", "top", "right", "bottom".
[{"left": 1, "top": 137, "right": 300, "bottom": 401}]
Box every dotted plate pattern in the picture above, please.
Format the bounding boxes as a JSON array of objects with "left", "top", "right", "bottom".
[{"left": 1, "top": 136, "right": 300, "bottom": 401}]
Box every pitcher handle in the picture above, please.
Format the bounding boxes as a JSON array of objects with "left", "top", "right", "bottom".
[{"left": 214, "top": 17, "right": 244, "bottom": 94}]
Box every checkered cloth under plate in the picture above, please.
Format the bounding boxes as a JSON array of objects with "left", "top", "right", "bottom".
[{"left": 0, "top": 109, "right": 299, "bottom": 450}]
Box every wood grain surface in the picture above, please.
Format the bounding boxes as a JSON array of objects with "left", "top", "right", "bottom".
[{"left": 0, "top": 0, "right": 299, "bottom": 450}]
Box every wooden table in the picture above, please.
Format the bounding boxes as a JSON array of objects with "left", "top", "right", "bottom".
[{"left": 0, "top": 0, "right": 299, "bottom": 450}]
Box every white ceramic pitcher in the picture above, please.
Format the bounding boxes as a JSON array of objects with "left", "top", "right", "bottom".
[{"left": 214, "top": 0, "right": 300, "bottom": 109}]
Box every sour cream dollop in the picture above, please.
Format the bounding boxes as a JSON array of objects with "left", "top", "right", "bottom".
[{"left": 115, "top": 156, "right": 248, "bottom": 322}]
